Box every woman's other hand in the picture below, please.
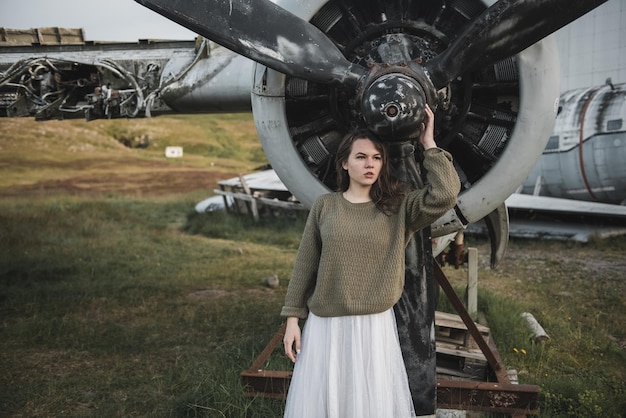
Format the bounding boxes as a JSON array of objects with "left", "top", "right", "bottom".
[{"left": 283, "top": 316, "right": 301, "bottom": 363}]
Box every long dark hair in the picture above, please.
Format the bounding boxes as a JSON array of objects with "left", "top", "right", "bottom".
[{"left": 335, "top": 129, "right": 406, "bottom": 215}]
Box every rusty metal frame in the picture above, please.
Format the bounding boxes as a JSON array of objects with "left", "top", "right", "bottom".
[{"left": 241, "top": 259, "right": 539, "bottom": 416}]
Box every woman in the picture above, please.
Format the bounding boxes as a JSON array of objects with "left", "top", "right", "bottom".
[{"left": 281, "top": 105, "right": 460, "bottom": 418}]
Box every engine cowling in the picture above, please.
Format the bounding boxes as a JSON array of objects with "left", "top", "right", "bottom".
[{"left": 252, "top": 0, "right": 559, "bottom": 238}]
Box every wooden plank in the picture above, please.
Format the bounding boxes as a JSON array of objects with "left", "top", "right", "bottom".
[
  {"left": 437, "top": 344, "right": 487, "bottom": 362},
  {"left": 256, "top": 196, "right": 306, "bottom": 211},
  {"left": 239, "top": 174, "right": 259, "bottom": 222},
  {"left": 436, "top": 311, "right": 490, "bottom": 335},
  {"left": 436, "top": 366, "right": 481, "bottom": 380},
  {"left": 213, "top": 190, "right": 306, "bottom": 211},
  {"left": 435, "top": 310, "right": 490, "bottom": 348},
  {"left": 466, "top": 247, "right": 478, "bottom": 319}
]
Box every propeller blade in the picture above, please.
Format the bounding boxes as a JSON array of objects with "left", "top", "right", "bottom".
[
  {"left": 425, "top": 0, "right": 607, "bottom": 88},
  {"left": 135, "top": 0, "right": 366, "bottom": 86}
]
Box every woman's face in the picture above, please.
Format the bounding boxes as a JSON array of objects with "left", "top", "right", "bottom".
[{"left": 342, "top": 138, "right": 383, "bottom": 189}]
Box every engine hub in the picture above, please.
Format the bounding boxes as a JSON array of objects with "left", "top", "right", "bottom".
[{"left": 360, "top": 72, "right": 428, "bottom": 140}]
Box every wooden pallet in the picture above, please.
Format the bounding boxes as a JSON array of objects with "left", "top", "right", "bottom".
[
  {"left": 435, "top": 311, "right": 491, "bottom": 380},
  {"left": 436, "top": 310, "right": 490, "bottom": 348}
]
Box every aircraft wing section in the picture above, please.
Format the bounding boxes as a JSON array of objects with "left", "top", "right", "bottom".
[
  {"left": 495, "top": 193, "right": 626, "bottom": 242},
  {"left": 505, "top": 194, "right": 626, "bottom": 218}
]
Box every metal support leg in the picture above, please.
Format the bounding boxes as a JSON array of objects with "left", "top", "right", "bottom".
[{"left": 390, "top": 142, "right": 437, "bottom": 415}]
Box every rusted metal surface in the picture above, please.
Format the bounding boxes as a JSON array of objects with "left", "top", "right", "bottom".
[
  {"left": 241, "top": 369, "right": 291, "bottom": 399},
  {"left": 242, "top": 360, "right": 539, "bottom": 413},
  {"left": 242, "top": 369, "right": 538, "bottom": 414},
  {"left": 436, "top": 380, "right": 539, "bottom": 415},
  {"left": 241, "top": 260, "right": 539, "bottom": 416},
  {"left": 0, "top": 27, "right": 86, "bottom": 46},
  {"left": 240, "top": 322, "right": 290, "bottom": 398}
]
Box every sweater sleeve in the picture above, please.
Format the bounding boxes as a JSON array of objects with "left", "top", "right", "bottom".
[
  {"left": 280, "top": 196, "right": 324, "bottom": 319},
  {"left": 404, "top": 147, "right": 460, "bottom": 234}
]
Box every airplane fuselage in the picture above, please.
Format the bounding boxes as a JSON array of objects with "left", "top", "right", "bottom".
[{"left": 521, "top": 82, "right": 626, "bottom": 205}]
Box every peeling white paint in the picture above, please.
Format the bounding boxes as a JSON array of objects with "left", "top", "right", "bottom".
[
  {"left": 239, "top": 38, "right": 284, "bottom": 62},
  {"left": 277, "top": 36, "right": 304, "bottom": 62}
]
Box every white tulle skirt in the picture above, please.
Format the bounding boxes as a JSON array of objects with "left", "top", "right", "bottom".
[{"left": 283, "top": 309, "right": 416, "bottom": 418}]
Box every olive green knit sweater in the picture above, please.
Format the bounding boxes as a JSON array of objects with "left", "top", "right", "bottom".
[{"left": 281, "top": 148, "right": 460, "bottom": 319}]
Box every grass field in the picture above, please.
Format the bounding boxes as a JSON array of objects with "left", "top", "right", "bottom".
[{"left": 0, "top": 114, "right": 624, "bottom": 417}]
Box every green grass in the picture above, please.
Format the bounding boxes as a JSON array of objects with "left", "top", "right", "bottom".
[
  {"left": 0, "top": 197, "right": 294, "bottom": 417},
  {"left": 184, "top": 210, "right": 307, "bottom": 249},
  {"left": 440, "top": 236, "right": 626, "bottom": 418},
  {"left": 99, "top": 113, "right": 267, "bottom": 163},
  {"left": 3, "top": 197, "right": 624, "bottom": 416},
  {"left": 0, "top": 114, "right": 266, "bottom": 191}
]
